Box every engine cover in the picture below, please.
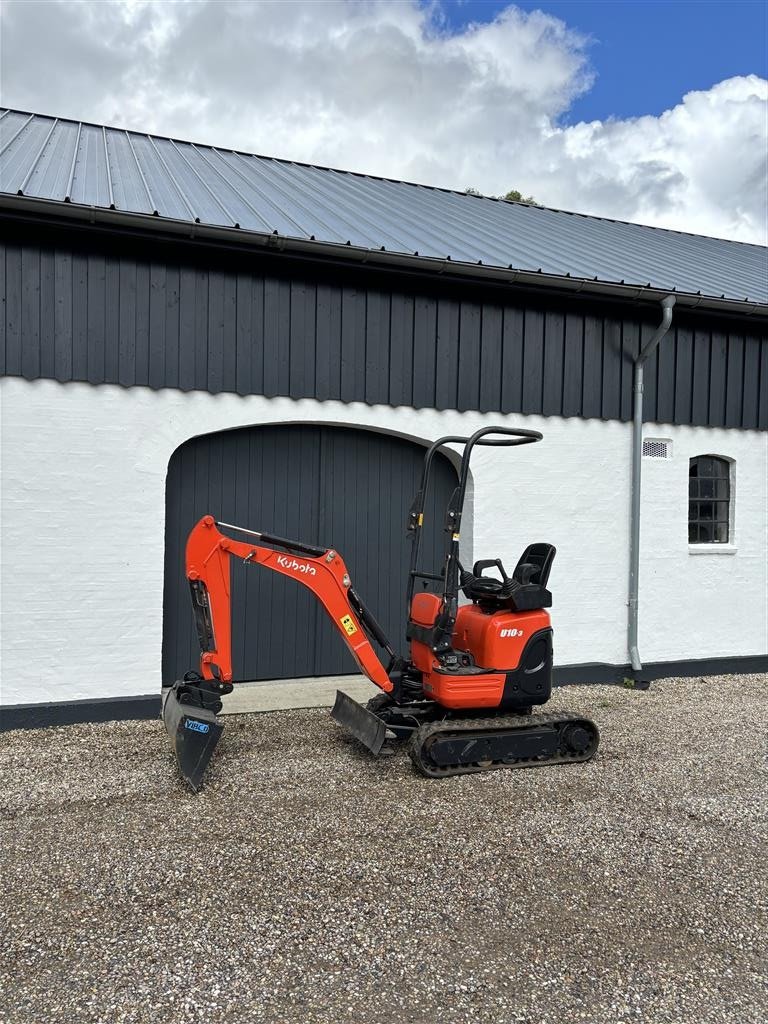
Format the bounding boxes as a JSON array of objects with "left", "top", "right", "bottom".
[{"left": 453, "top": 605, "right": 552, "bottom": 671}]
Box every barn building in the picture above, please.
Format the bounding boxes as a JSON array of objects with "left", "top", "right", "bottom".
[{"left": 1, "top": 108, "right": 766, "bottom": 725}]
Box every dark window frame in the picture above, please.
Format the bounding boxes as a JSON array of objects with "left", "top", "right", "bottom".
[{"left": 688, "top": 455, "right": 731, "bottom": 544}]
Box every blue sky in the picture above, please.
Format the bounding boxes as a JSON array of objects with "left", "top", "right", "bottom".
[{"left": 441, "top": 1, "right": 768, "bottom": 122}]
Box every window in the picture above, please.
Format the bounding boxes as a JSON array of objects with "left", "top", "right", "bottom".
[{"left": 689, "top": 456, "right": 731, "bottom": 544}]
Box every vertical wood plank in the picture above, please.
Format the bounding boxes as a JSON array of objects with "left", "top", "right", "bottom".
[
  {"left": 709, "top": 329, "right": 728, "bottom": 427},
  {"left": 86, "top": 252, "right": 105, "bottom": 383},
  {"left": 412, "top": 295, "right": 437, "bottom": 409},
  {"left": 601, "top": 317, "right": 622, "bottom": 421},
  {"left": 542, "top": 310, "right": 564, "bottom": 416},
  {"left": 522, "top": 308, "right": 544, "bottom": 415},
  {"left": 500, "top": 306, "right": 524, "bottom": 414},
  {"left": 673, "top": 325, "right": 693, "bottom": 425},
  {"left": 164, "top": 265, "right": 180, "bottom": 388},
  {"left": 562, "top": 313, "right": 584, "bottom": 417},
  {"left": 388, "top": 292, "right": 414, "bottom": 408},
  {"left": 435, "top": 298, "right": 459, "bottom": 410},
  {"left": 365, "top": 289, "right": 390, "bottom": 405},
  {"left": 71, "top": 252, "right": 88, "bottom": 380},
  {"left": 581, "top": 314, "right": 602, "bottom": 418},
  {"left": 221, "top": 271, "right": 237, "bottom": 393},
  {"left": 54, "top": 250, "right": 73, "bottom": 381},
  {"left": 21, "top": 247, "right": 41, "bottom": 379},
  {"left": 235, "top": 273, "right": 253, "bottom": 397},
  {"left": 39, "top": 248, "right": 56, "bottom": 379},
  {"left": 691, "top": 329, "right": 711, "bottom": 425},
  {"left": 478, "top": 305, "right": 502, "bottom": 413},
  {"left": 457, "top": 301, "right": 481, "bottom": 412}
]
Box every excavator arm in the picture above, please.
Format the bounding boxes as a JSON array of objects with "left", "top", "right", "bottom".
[
  {"left": 162, "top": 515, "right": 396, "bottom": 790},
  {"left": 185, "top": 516, "right": 393, "bottom": 691}
]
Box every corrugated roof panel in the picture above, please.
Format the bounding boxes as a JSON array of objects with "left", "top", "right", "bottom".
[
  {"left": 129, "top": 134, "right": 196, "bottom": 222},
  {"left": 150, "top": 137, "right": 231, "bottom": 224},
  {"left": 21, "top": 119, "right": 79, "bottom": 201},
  {"left": 318, "top": 169, "right": 482, "bottom": 258},
  {"left": 1, "top": 107, "right": 765, "bottom": 305},
  {"left": 264, "top": 160, "right": 419, "bottom": 248},
  {"left": 209, "top": 150, "right": 307, "bottom": 235},
  {"left": 105, "top": 130, "right": 155, "bottom": 213},
  {"left": 186, "top": 144, "right": 277, "bottom": 232},
  {"left": 0, "top": 112, "right": 46, "bottom": 191},
  {"left": 69, "top": 123, "right": 112, "bottom": 208}
]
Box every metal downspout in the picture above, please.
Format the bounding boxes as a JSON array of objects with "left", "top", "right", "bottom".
[{"left": 628, "top": 295, "right": 676, "bottom": 674}]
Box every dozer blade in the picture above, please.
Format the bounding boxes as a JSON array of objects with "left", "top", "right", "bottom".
[
  {"left": 330, "top": 690, "right": 387, "bottom": 756},
  {"left": 162, "top": 686, "right": 224, "bottom": 792}
]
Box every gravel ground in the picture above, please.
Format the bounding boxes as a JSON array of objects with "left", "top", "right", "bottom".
[{"left": 1, "top": 674, "right": 767, "bottom": 1024}]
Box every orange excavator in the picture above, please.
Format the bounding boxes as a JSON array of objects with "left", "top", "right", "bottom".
[{"left": 162, "top": 427, "right": 599, "bottom": 790}]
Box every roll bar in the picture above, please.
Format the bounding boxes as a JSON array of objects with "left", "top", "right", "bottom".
[{"left": 406, "top": 427, "right": 543, "bottom": 618}]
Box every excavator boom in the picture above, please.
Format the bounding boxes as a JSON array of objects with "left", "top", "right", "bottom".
[{"left": 185, "top": 516, "right": 393, "bottom": 689}]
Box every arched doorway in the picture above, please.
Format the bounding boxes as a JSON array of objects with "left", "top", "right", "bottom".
[{"left": 162, "top": 424, "right": 458, "bottom": 683}]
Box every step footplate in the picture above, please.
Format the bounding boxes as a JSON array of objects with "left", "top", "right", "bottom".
[{"left": 331, "top": 690, "right": 387, "bottom": 756}]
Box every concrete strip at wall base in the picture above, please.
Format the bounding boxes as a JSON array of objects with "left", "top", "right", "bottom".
[
  {"left": 3, "top": 657, "right": 766, "bottom": 731},
  {"left": 219, "top": 675, "right": 379, "bottom": 714}
]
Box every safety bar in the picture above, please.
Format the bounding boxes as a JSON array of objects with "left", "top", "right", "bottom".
[{"left": 405, "top": 426, "right": 543, "bottom": 623}]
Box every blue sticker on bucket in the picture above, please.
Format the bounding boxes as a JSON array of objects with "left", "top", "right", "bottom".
[{"left": 185, "top": 719, "right": 210, "bottom": 734}]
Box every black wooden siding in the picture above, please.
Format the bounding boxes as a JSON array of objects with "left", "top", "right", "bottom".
[
  {"left": 1, "top": 238, "right": 766, "bottom": 429},
  {"left": 163, "top": 424, "right": 457, "bottom": 683}
]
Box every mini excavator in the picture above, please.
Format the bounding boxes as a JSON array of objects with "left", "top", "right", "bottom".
[{"left": 162, "top": 426, "right": 599, "bottom": 790}]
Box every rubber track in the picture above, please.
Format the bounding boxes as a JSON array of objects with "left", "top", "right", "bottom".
[{"left": 407, "top": 712, "right": 600, "bottom": 778}]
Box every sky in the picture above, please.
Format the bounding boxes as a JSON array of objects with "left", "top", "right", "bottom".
[
  {"left": 443, "top": 1, "right": 768, "bottom": 122},
  {"left": 1, "top": 0, "right": 766, "bottom": 243}
]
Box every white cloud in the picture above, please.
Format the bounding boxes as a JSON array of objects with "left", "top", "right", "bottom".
[{"left": 2, "top": 0, "right": 766, "bottom": 242}]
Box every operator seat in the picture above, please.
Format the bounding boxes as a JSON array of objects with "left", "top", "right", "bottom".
[{"left": 459, "top": 543, "right": 556, "bottom": 611}]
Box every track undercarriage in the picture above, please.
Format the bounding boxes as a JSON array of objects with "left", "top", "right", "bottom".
[{"left": 332, "top": 691, "right": 600, "bottom": 779}]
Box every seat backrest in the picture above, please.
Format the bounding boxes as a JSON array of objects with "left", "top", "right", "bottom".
[{"left": 513, "top": 543, "right": 556, "bottom": 588}]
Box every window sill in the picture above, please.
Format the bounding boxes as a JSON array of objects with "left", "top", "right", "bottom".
[{"left": 688, "top": 545, "right": 737, "bottom": 556}]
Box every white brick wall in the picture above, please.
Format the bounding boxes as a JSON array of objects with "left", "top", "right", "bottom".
[{"left": 1, "top": 378, "right": 766, "bottom": 705}]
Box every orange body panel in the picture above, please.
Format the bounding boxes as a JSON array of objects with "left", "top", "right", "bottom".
[
  {"left": 421, "top": 661, "right": 507, "bottom": 708},
  {"left": 408, "top": 596, "right": 551, "bottom": 710},
  {"left": 453, "top": 604, "right": 552, "bottom": 671}
]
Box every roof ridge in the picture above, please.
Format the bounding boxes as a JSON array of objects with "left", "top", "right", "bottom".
[{"left": 1, "top": 105, "right": 764, "bottom": 250}]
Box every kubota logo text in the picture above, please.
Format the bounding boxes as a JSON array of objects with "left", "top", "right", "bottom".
[
  {"left": 500, "top": 628, "right": 524, "bottom": 638},
  {"left": 276, "top": 555, "right": 317, "bottom": 576}
]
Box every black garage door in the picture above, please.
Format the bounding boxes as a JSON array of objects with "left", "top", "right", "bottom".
[{"left": 162, "top": 424, "right": 457, "bottom": 683}]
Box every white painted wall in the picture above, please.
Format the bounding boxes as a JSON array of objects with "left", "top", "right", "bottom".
[
  {"left": 639, "top": 429, "right": 767, "bottom": 661},
  {"left": 1, "top": 377, "right": 766, "bottom": 705}
]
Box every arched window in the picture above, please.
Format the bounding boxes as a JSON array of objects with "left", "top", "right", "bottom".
[{"left": 689, "top": 456, "right": 731, "bottom": 544}]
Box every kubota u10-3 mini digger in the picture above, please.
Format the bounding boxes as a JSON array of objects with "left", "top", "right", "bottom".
[{"left": 162, "top": 426, "right": 599, "bottom": 790}]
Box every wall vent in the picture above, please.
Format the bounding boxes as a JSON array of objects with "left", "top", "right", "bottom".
[{"left": 643, "top": 439, "right": 671, "bottom": 459}]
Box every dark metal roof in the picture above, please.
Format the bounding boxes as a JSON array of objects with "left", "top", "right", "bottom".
[{"left": 1, "top": 107, "right": 766, "bottom": 308}]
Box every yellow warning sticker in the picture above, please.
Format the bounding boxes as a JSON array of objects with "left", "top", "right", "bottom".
[
  {"left": 340, "top": 614, "right": 358, "bottom": 636},
  {"left": 417, "top": 513, "right": 424, "bottom": 527}
]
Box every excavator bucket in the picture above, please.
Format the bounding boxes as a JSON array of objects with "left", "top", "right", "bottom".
[
  {"left": 331, "top": 690, "right": 387, "bottom": 756},
  {"left": 161, "top": 684, "right": 224, "bottom": 792}
]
